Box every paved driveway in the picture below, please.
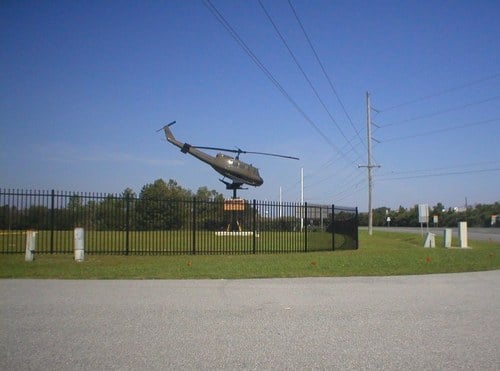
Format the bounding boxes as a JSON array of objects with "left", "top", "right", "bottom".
[{"left": 1, "top": 272, "right": 499, "bottom": 370}]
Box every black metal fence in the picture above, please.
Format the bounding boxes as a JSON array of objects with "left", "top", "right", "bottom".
[{"left": 0, "top": 189, "right": 358, "bottom": 255}]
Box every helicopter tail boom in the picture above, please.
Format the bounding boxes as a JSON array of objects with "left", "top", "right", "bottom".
[
  {"left": 161, "top": 121, "right": 191, "bottom": 152},
  {"left": 160, "top": 121, "right": 215, "bottom": 164}
]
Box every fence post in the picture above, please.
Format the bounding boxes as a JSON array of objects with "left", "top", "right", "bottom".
[
  {"left": 355, "top": 207, "right": 359, "bottom": 249},
  {"left": 50, "top": 189, "right": 55, "bottom": 254},
  {"left": 332, "top": 204, "right": 335, "bottom": 251},
  {"left": 252, "top": 199, "right": 256, "bottom": 254},
  {"left": 125, "top": 193, "right": 130, "bottom": 255},
  {"left": 192, "top": 197, "right": 196, "bottom": 255},
  {"left": 304, "top": 202, "right": 308, "bottom": 252}
]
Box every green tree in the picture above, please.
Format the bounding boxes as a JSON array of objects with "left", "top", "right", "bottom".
[
  {"left": 94, "top": 194, "right": 126, "bottom": 230},
  {"left": 360, "top": 202, "right": 500, "bottom": 228},
  {"left": 121, "top": 188, "right": 137, "bottom": 230},
  {"left": 195, "top": 186, "right": 223, "bottom": 201},
  {"left": 194, "top": 187, "right": 224, "bottom": 230},
  {"left": 0, "top": 205, "right": 14, "bottom": 229},
  {"left": 65, "top": 194, "right": 86, "bottom": 228},
  {"left": 136, "top": 179, "right": 192, "bottom": 230}
]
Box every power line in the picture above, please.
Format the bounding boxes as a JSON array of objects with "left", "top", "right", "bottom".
[
  {"left": 202, "top": 0, "right": 346, "bottom": 157},
  {"left": 280, "top": 146, "right": 366, "bottom": 203},
  {"left": 378, "top": 160, "right": 500, "bottom": 177},
  {"left": 379, "top": 117, "right": 500, "bottom": 143},
  {"left": 330, "top": 180, "right": 367, "bottom": 203},
  {"left": 379, "top": 72, "right": 500, "bottom": 112},
  {"left": 380, "top": 94, "right": 500, "bottom": 128},
  {"left": 305, "top": 165, "right": 360, "bottom": 190},
  {"left": 258, "top": 0, "right": 360, "bottom": 158},
  {"left": 298, "top": 136, "right": 366, "bottom": 191},
  {"left": 281, "top": 157, "right": 364, "bottom": 201},
  {"left": 203, "top": 0, "right": 361, "bottom": 201},
  {"left": 378, "top": 167, "right": 500, "bottom": 181},
  {"left": 287, "top": 0, "right": 365, "bottom": 148}
]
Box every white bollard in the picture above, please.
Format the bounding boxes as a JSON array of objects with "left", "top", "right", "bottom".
[
  {"left": 74, "top": 228, "right": 85, "bottom": 262},
  {"left": 424, "top": 232, "right": 435, "bottom": 248},
  {"left": 459, "top": 221, "right": 468, "bottom": 248},
  {"left": 443, "top": 228, "right": 452, "bottom": 248},
  {"left": 25, "top": 230, "right": 37, "bottom": 262}
]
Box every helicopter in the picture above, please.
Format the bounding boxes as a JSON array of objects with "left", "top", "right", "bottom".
[{"left": 160, "top": 121, "right": 299, "bottom": 197}]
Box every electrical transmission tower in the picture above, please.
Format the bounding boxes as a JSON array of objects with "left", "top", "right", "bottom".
[{"left": 359, "top": 92, "right": 381, "bottom": 235}]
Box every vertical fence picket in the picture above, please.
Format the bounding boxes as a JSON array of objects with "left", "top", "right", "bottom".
[
  {"left": 355, "top": 207, "right": 359, "bottom": 249},
  {"left": 304, "top": 202, "right": 308, "bottom": 252},
  {"left": 252, "top": 199, "right": 256, "bottom": 254},
  {"left": 192, "top": 197, "right": 196, "bottom": 255},
  {"left": 50, "top": 190, "right": 55, "bottom": 254},
  {"left": 125, "top": 193, "right": 130, "bottom": 256},
  {"left": 332, "top": 204, "right": 335, "bottom": 251}
]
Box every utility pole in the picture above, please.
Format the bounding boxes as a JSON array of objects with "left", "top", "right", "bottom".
[{"left": 359, "top": 92, "right": 380, "bottom": 235}]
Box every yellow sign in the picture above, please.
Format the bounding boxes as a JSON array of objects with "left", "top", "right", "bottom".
[{"left": 224, "top": 198, "right": 245, "bottom": 211}]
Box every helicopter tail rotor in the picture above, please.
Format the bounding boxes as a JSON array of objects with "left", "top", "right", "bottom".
[
  {"left": 156, "top": 120, "right": 176, "bottom": 132},
  {"left": 157, "top": 121, "right": 177, "bottom": 144}
]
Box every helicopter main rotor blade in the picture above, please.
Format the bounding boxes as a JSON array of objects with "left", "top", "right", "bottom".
[
  {"left": 193, "top": 146, "right": 300, "bottom": 160},
  {"left": 239, "top": 150, "right": 299, "bottom": 160},
  {"left": 192, "top": 146, "right": 299, "bottom": 160}
]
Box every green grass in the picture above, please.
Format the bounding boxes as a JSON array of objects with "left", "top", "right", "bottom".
[
  {"left": 0, "top": 230, "right": 498, "bottom": 279},
  {"left": 1, "top": 230, "right": 341, "bottom": 254}
]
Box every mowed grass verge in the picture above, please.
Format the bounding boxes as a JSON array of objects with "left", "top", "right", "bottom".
[{"left": 0, "top": 230, "right": 498, "bottom": 279}]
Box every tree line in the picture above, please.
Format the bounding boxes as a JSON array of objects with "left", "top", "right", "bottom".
[
  {"left": 1, "top": 179, "right": 310, "bottom": 232},
  {"left": 359, "top": 202, "right": 500, "bottom": 228},
  {"left": 2, "top": 179, "right": 497, "bottom": 230},
  {"left": 0, "top": 179, "right": 228, "bottom": 231}
]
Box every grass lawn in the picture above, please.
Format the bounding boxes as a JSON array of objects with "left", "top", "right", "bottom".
[{"left": 0, "top": 230, "right": 498, "bottom": 279}]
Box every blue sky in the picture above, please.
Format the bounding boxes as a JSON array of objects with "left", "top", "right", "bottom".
[{"left": 1, "top": 0, "right": 499, "bottom": 210}]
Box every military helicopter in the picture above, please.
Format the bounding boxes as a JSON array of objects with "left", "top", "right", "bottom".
[{"left": 160, "top": 121, "right": 299, "bottom": 198}]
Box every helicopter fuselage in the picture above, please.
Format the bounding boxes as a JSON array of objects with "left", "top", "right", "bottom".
[
  {"left": 211, "top": 153, "right": 263, "bottom": 186},
  {"left": 163, "top": 124, "right": 264, "bottom": 187}
]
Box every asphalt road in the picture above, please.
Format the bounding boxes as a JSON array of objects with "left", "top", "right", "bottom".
[
  {"left": 368, "top": 227, "right": 500, "bottom": 243},
  {"left": 1, "top": 272, "right": 499, "bottom": 370}
]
